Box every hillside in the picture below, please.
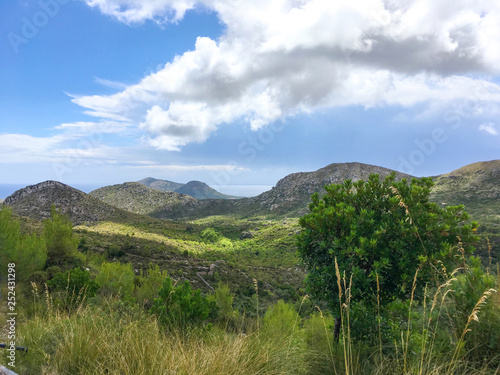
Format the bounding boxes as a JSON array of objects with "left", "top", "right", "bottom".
[
  {"left": 144, "top": 162, "right": 415, "bottom": 219},
  {"left": 175, "top": 180, "right": 240, "bottom": 199},
  {"left": 3, "top": 181, "right": 139, "bottom": 224},
  {"left": 430, "top": 160, "right": 500, "bottom": 232},
  {"left": 89, "top": 182, "right": 198, "bottom": 216},
  {"left": 138, "top": 177, "right": 238, "bottom": 199},
  {"left": 137, "top": 177, "right": 184, "bottom": 192}
]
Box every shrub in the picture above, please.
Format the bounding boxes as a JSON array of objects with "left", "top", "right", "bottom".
[
  {"left": 47, "top": 268, "right": 99, "bottom": 309},
  {"left": 107, "top": 244, "right": 125, "bottom": 258},
  {"left": 134, "top": 264, "right": 169, "bottom": 307},
  {"left": 297, "top": 173, "right": 479, "bottom": 339},
  {"left": 0, "top": 206, "right": 47, "bottom": 281},
  {"left": 95, "top": 262, "right": 135, "bottom": 298},
  {"left": 150, "top": 276, "right": 216, "bottom": 331},
  {"left": 201, "top": 228, "right": 220, "bottom": 243}
]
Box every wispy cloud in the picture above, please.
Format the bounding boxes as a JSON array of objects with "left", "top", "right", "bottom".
[
  {"left": 94, "top": 77, "right": 130, "bottom": 90},
  {"left": 479, "top": 122, "right": 498, "bottom": 136}
]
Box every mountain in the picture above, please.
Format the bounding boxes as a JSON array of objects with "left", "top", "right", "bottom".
[
  {"left": 138, "top": 162, "right": 415, "bottom": 219},
  {"left": 243, "top": 162, "right": 414, "bottom": 216},
  {"left": 137, "top": 177, "right": 238, "bottom": 199},
  {"left": 89, "top": 182, "right": 199, "bottom": 216},
  {"left": 174, "top": 180, "right": 239, "bottom": 200},
  {"left": 3, "top": 181, "right": 137, "bottom": 224},
  {"left": 137, "top": 177, "right": 184, "bottom": 192},
  {"left": 429, "top": 160, "right": 500, "bottom": 231}
]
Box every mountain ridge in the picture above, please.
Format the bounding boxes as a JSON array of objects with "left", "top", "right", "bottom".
[
  {"left": 137, "top": 177, "right": 239, "bottom": 199},
  {"left": 4, "top": 160, "right": 499, "bottom": 225},
  {"left": 3, "top": 180, "right": 141, "bottom": 224}
]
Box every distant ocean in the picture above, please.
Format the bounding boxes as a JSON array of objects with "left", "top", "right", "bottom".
[
  {"left": 0, "top": 184, "right": 103, "bottom": 200},
  {"left": 213, "top": 185, "right": 273, "bottom": 197},
  {"left": 0, "top": 184, "right": 26, "bottom": 200}
]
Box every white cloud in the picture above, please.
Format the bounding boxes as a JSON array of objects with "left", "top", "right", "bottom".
[
  {"left": 0, "top": 133, "right": 123, "bottom": 164},
  {"left": 75, "top": 0, "right": 500, "bottom": 150},
  {"left": 55, "top": 120, "right": 132, "bottom": 134},
  {"left": 0, "top": 134, "right": 66, "bottom": 163},
  {"left": 478, "top": 122, "right": 498, "bottom": 136},
  {"left": 94, "top": 78, "right": 129, "bottom": 90}
]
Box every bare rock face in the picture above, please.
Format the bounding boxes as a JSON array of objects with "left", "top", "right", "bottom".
[{"left": 4, "top": 181, "right": 128, "bottom": 224}]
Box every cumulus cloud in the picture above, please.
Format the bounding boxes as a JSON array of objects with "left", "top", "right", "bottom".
[
  {"left": 479, "top": 122, "right": 498, "bottom": 135},
  {"left": 76, "top": 0, "right": 500, "bottom": 150}
]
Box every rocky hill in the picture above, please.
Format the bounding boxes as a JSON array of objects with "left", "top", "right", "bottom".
[
  {"left": 89, "top": 182, "right": 199, "bottom": 216},
  {"left": 244, "top": 162, "right": 414, "bottom": 216},
  {"left": 141, "top": 162, "right": 415, "bottom": 219},
  {"left": 174, "top": 180, "right": 240, "bottom": 200},
  {"left": 5, "top": 161, "right": 498, "bottom": 226},
  {"left": 137, "top": 177, "right": 238, "bottom": 199},
  {"left": 430, "top": 160, "right": 500, "bottom": 232},
  {"left": 137, "top": 177, "right": 184, "bottom": 192},
  {"left": 3, "top": 181, "right": 137, "bottom": 224}
]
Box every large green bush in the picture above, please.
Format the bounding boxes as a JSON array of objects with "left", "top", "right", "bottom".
[{"left": 297, "top": 173, "right": 478, "bottom": 312}]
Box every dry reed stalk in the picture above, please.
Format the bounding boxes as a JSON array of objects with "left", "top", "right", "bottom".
[
  {"left": 448, "top": 288, "right": 498, "bottom": 373},
  {"left": 316, "top": 306, "right": 337, "bottom": 375},
  {"left": 403, "top": 269, "right": 419, "bottom": 373}
]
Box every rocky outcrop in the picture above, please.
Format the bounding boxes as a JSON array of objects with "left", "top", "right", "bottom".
[{"left": 4, "top": 181, "right": 134, "bottom": 224}]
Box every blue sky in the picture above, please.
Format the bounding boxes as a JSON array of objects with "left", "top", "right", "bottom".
[{"left": 1, "top": 0, "right": 499, "bottom": 197}]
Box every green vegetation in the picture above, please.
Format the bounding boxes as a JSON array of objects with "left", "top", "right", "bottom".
[
  {"left": 0, "top": 206, "right": 46, "bottom": 281},
  {"left": 1, "top": 172, "right": 499, "bottom": 374},
  {"left": 297, "top": 174, "right": 478, "bottom": 317}
]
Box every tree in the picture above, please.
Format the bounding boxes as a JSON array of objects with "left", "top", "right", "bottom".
[
  {"left": 43, "top": 205, "right": 79, "bottom": 267},
  {"left": 0, "top": 206, "right": 47, "bottom": 281},
  {"left": 297, "top": 173, "right": 478, "bottom": 314}
]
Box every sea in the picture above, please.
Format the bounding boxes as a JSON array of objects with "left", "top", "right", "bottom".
[{"left": 210, "top": 184, "right": 273, "bottom": 197}]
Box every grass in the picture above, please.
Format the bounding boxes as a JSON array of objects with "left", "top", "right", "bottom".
[{"left": 2, "top": 259, "right": 498, "bottom": 374}]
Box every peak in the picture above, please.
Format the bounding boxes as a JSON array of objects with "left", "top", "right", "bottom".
[
  {"left": 5, "top": 180, "right": 83, "bottom": 205},
  {"left": 184, "top": 180, "right": 207, "bottom": 186}
]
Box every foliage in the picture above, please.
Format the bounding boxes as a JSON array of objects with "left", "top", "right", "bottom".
[
  {"left": 450, "top": 256, "right": 500, "bottom": 364},
  {"left": 43, "top": 205, "right": 79, "bottom": 267},
  {"left": 134, "top": 263, "right": 169, "bottom": 307},
  {"left": 150, "top": 276, "right": 216, "bottom": 330},
  {"left": 47, "top": 268, "right": 99, "bottom": 309},
  {"left": 297, "top": 173, "right": 479, "bottom": 313},
  {"left": 0, "top": 206, "right": 47, "bottom": 281},
  {"left": 201, "top": 227, "right": 221, "bottom": 243},
  {"left": 214, "top": 281, "right": 238, "bottom": 327},
  {"left": 107, "top": 244, "right": 125, "bottom": 258},
  {"left": 95, "top": 261, "right": 135, "bottom": 298}
]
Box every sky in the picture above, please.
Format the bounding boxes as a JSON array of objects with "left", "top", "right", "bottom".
[{"left": 1, "top": 0, "right": 499, "bottom": 197}]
